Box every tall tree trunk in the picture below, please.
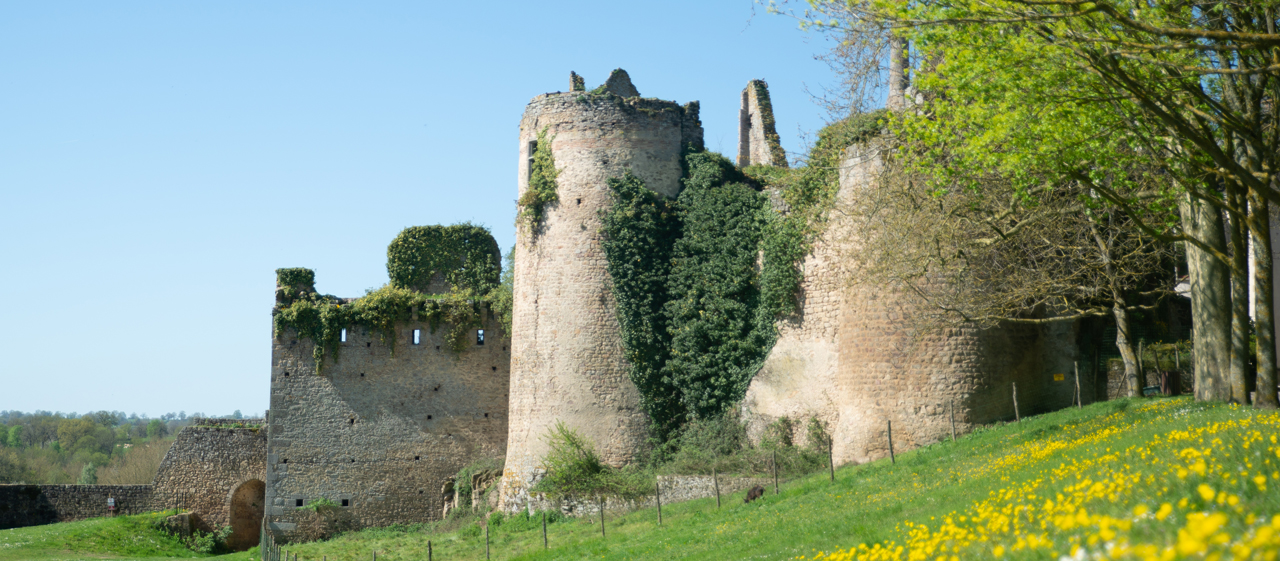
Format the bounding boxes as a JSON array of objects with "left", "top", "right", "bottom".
[
  {"left": 1180, "top": 195, "right": 1232, "bottom": 401},
  {"left": 1250, "top": 189, "right": 1280, "bottom": 408},
  {"left": 1229, "top": 186, "right": 1251, "bottom": 404},
  {"left": 1090, "top": 215, "right": 1142, "bottom": 397},
  {"left": 1113, "top": 302, "right": 1141, "bottom": 397},
  {"left": 887, "top": 35, "right": 909, "bottom": 110}
]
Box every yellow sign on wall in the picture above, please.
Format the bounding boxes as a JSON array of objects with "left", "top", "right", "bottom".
[{"left": 1053, "top": 373, "right": 1065, "bottom": 382}]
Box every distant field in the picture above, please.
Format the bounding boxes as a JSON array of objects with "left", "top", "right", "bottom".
[{"left": 5, "top": 397, "right": 1279, "bottom": 560}]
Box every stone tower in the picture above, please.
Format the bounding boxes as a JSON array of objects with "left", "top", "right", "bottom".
[
  {"left": 500, "top": 70, "right": 703, "bottom": 508},
  {"left": 738, "top": 80, "right": 787, "bottom": 167}
]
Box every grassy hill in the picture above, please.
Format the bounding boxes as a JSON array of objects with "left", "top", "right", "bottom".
[{"left": 4, "top": 396, "right": 1279, "bottom": 560}]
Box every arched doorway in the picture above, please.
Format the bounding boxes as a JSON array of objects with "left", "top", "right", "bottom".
[{"left": 226, "top": 479, "right": 265, "bottom": 551}]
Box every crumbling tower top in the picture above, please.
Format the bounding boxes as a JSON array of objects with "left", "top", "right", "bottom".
[{"left": 738, "top": 79, "right": 787, "bottom": 168}]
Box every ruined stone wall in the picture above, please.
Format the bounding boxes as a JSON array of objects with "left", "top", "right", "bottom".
[
  {"left": 738, "top": 80, "right": 785, "bottom": 167},
  {"left": 501, "top": 85, "right": 703, "bottom": 509},
  {"left": 0, "top": 485, "right": 154, "bottom": 529},
  {"left": 265, "top": 312, "right": 509, "bottom": 543},
  {"left": 151, "top": 423, "right": 267, "bottom": 546},
  {"left": 744, "top": 140, "right": 1082, "bottom": 465}
]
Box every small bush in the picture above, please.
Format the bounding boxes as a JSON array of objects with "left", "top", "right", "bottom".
[{"left": 532, "top": 422, "right": 655, "bottom": 501}]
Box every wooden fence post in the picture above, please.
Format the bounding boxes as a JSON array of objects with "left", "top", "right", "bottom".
[
  {"left": 949, "top": 401, "right": 957, "bottom": 442},
  {"left": 1013, "top": 382, "right": 1021, "bottom": 422},
  {"left": 713, "top": 467, "right": 721, "bottom": 508},
  {"left": 429, "top": 540, "right": 433, "bottom": 561},
  {"left": 599, "top": 496, "right": 606, "bottom": 538},
  {"left": 828, "top": 434, "right": 835, "bottom": 482},
  {"left": 887, "top": 420, "right": 895, "bottom": 464},
  {"left": 485, "top": 523, "right": 490, "bottom": 560},
  {"left": 655, "top": 482, "right": 662, "bottom": 526},
  {"left": 1138, "top": 340, "right": 1145, "bottom": 392},
  {"left": 772, "top": 450, "right": 778, "bottom": 494},
  {"left": 543, "top": 511, "right": 548, "bottom": 547},
  {"left": 1074, "top": 361, "right": 1082, "bottom": 409}
]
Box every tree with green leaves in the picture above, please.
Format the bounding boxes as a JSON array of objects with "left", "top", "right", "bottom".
[{"left": 794, "top": 0, "right": 1280, "bottom": 407}]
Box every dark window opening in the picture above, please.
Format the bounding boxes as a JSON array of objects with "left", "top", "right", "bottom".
[
  {"left": 477, "top": 330, "right": 485, "bottom": 345},
  {"left": 349, "top": 418, "right": 354, "bottom": 425},
  {"left": 284, "top": 371, "right": 289, "bottom": 377},
  {"left": 484, "top": 413, "right": 489, "bottom": 418},
  {"left": 436, "top": 345, "right": 440, "bottom": 350},
  {"left": 360, "top": 373, "right": 365, "bottom": 377},
  {"left": 415, "top": 455, "right": 420, "bottom": 460},
  {"left": 492, "top": 366, "right": 498, "bottom": 372},
  {"left": 413, "top": 329, "right": 421, "bottom": 345},
  {"left": 367, "top": 342, "right": 371, "bottom": 348},
  {"left": 427, "top": 415, "right": 433, "bottom": 420},
  {"left": 418, "top": 490, "right": 424, "bottom": 494},
  {"left": 340, "top": 328, "right": 347, "bottom": 342},
  {"left": 282, "top": 459, "right": 287, "bottom": 464},
  {"left": 295, "top": 498, "right": 303, "bottom": 507},
  {"left": 433, "top": 385, "right": 440, "bottom": 392},
  {"left": 351, "top": 459, "right": 355, "bottom": 463},
  {"left": 341, "top": 499, "right": 349, "bottom": 507},
  {"left": 576, "top": 198, "right": 582, "bottom": 205}
]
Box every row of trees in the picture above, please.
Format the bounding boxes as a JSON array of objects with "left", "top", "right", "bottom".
[
  {"left": 0, "top": 409, "right": 248, "bottom": 484},
  {"left": 776, "top": 0, "right": 1280, "bottom": 407}
]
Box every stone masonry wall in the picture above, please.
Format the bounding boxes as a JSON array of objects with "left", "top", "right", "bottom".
[
  {"left": 151, "top": 423, "right": 267, "bottom": 545},
  {"left": 506, "top": 475, "right": 773, "bottom": 518},
  {"left": 501, "top": 86, "right": 703, "bottom": 510},
  {"left": 744, "top": 140, "right": 1081, "bottom": 466},
  {"left": 738, "top": 80, "right": 783, "bottom": 167},
  {"left": 0, "top": 485, "right": 154, "bottom": 529},
  {"left": 265, "top": 312, "right": 509, "bottom": 543}
]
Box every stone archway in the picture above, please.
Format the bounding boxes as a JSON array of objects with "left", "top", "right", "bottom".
[{"left": 226, "top": 479, "right": 265, "bottom": 551}]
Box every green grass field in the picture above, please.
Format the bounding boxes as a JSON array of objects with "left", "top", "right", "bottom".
[{"left": 5, "top": 397, "right": 1279, "bottom": 560}]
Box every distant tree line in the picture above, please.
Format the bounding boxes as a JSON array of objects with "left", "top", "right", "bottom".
[{"left": 0, "top": 408, "right": 251, "bottom": 484}]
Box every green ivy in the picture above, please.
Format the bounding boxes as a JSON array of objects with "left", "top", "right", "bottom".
[
  {"left": 274, "top": 224, "right": 508, "bottom": 372},
  {"left": 664, "top": 151, "right": 774, "bottom": 420},
  {"left": 273, "top": 285, "right": 486, "bottom": 371},
  {"left": 746, "top": 110, "right": 889, "bottom": 314},
  {"left": 274, "top": 267, "right": 316, "bottom": 305},
  {"left": 517, "top": 128, "right": 558, "bottom": 229},
  {"left": 602, "top": 149, "right": 782, "bottom": 437},
  {"left": 387, "top": 224, "right": 500, "bottom": 294},
  {"left": 601, "top": 172, "right": 683, "bottom": 435}
]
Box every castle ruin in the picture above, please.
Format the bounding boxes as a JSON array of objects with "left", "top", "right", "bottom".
[{"left": 1, "top": 70, "right": 1103, "bottom": 549}]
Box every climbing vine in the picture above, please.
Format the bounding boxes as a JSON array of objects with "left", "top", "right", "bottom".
[
  {"left": 387, "top": 224, "right": 500, "bottom": 294},
  {"left": 602, "top": 114, "right": 888, "bottom": 438},
  {"left": 601, "top": 172, "right": 683, "bottom": 436},
  {"left": 274, "top": 224, "right": 509, "bottom": 372},
  {"left": 664, "top": 151, "right": 774, "bottom": 421},
  {"left": 517, "top": 128, "right": 558, "bottom": 230},
  {"left": 746, "top": 110, "right": 889, "bottom": 314},
  {"left": 602, "top": 149, "right": 781, "bottom": 437}
]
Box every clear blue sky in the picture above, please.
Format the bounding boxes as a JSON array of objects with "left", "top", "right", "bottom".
[{"left": 0, "top": 2, "right": 840, "bottom": 418}]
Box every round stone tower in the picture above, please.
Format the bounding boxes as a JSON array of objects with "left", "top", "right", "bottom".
[{"left": 500, "top": 70, "right": 703, "bottom": 508}]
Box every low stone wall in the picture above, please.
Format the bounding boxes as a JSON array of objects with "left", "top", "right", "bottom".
[
  {"left": 508, "top": 475, "right": 775, "bottom": 517},
  {"left": 0, "top": 484, "right": 155, "bottom": 529}
]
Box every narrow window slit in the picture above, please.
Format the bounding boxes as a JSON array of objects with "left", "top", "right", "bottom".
[
  {"left": 340, "top": 328, "right": 347, "bottom": 342},
  {"left": 295, "top": 498, "right": 303, "bottom": 507},
  {"left": 476, "top": 329, "right": 485, "bottom": 346},
  {"left": 413, "top": 329, "right": 421, "bottom": 345},
  {"left": 341, "top": 499, "right": 349, "bottom": 507}
]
